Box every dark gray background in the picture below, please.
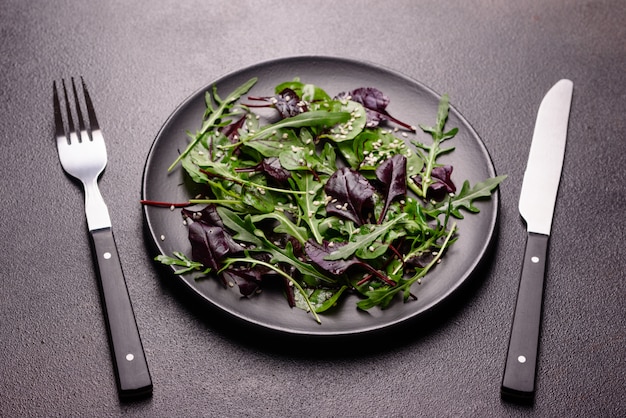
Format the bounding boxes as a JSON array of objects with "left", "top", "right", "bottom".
[{"left": 1, "top": 1, "right": 624, "bottom": 416}]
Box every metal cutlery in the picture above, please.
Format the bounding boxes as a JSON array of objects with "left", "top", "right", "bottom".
[
  {"left": 501, "top": 79, "right": 574, "bottom": 402},
  {"left": 53, "top": 78, "right": 152, "bottom": 399}
]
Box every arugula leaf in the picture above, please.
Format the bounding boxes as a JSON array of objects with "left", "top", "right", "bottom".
[
  {"left": 251, "top": 212, "right": 309, "bottom": 245},
  {"left": 425, "top": 175, "right": 507, "bottom": 218},
  {"left": 289, "top": 172, "right": 326, "bottom": 243},
  {"left": 323, "top": 213, "right": 407, "bottom": 261},
  {"left": 415, "top": 94, "right": 459, "bottom": 199},
  {"left": 169, "top": 78, "right": 257, "bottom": 171},
  {"left": 155, "top": 252, "right": 208, "bottom": 275},
  {"left": 229, "top": 110, "right": 351, "bottom": 148},
  {"left": 356, "top": 222, "right": 456, "bottom": 310}
]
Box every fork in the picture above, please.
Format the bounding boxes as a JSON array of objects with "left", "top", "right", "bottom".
[{"left": 53, "top": 78, "right": 152, "bottom": 399}]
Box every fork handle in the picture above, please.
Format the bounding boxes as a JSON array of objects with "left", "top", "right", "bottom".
[{"left": 90, "top": 227, "right": 153, "bottom": 399}]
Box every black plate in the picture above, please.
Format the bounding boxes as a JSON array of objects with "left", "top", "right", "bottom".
[{"left": 142, "top": 56, "right": 499, "bottom": 337}]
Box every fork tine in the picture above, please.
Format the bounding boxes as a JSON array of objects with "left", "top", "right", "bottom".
[
  {"left": 61, "top": 79, "right": 80, "bottom": 144},
  {"left": 70, "top": 77, "right": 87, "bottom": 142},
  {"left": 81, "top": 77, "right": 100, "bottom": 133},
  {"left": 53, "top": 81, "right": 68, "bottom": 144}
]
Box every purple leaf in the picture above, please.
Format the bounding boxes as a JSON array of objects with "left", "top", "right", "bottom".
[
  {"left": 222, "top": 269, "right": 262, "bottom": 296},
  {"left": 336, "top": 87, "right": 414, "bottom": 131},
  {"left": 304, "top": 240, "right": 361, "bottom": 275},
  {"left": 414, "top": 165, "right": 456, "bottom": 202},
  {"left": 325, "top": 168, "right": 376, "bottom": 226},
  {"left": 261, "top": 157, "right": 292, "bottom": 183},
  {"left": 220, "top": 114, "right": 247, "bottom": 142},
  {"left": 375, "top": 154, "right": 407, "bottom": 223},
  {"left": 246, "top": 88, "right": 307, "bottom": 119},
  {"left": 182, "top": 204, "right": 225, "bottom": 228},
  {"left": 183, "top": 205, "right": 243, "bottom": 270}
]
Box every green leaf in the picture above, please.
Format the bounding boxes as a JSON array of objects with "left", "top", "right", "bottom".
[
  {"left": 356, "top": 286, "right": 400, "bottom": 310},
  {"left": 234, "top": 110, "right": 351, "bottom": 147},
  {"left": 324, "top": 213, "right": 407, "bottom": 261},
  {"left": 216, "top": 207, "right": 264, "bottom": 247},
  {"left": 427, "top": 175, "right": 507, "bottom": 218},
  {"left": 294, "top": 286, "right": 349, "bottom": 313},
  {"left": 251, "top": 212, "right": 309, "bottom": 244},
  {"left": 320, "top": 101, "right": 367, "bottom": 142},
  {"left": 169, "top": 78, "right": 257, "bottom": 171},
  {"left": 274, "top": 79, "right": 332, "bottom": 102},
  {"left": 242, "top": 129, "right": 301, "bottom": 158},
  {"left": 315, "top": 286, "right": 349, "bottom": 313},
  {"left": 155, "top": 252, "right": 208, "bottom": 275},
  {"left": 289, "top": 172, "right": 326, "bottom": 244},
  {"left": 414, "top": 94, "right": 458, "bottom": 198}
]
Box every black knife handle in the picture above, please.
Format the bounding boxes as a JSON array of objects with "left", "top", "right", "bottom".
[
  {"left": 501, "top": 232, "right": 549, "bottom": 402},
  {"left": 90, "top": 228, "right": 153, "bottom": 399}
]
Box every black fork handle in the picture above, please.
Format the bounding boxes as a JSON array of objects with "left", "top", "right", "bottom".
[{"left": 90, "top": 227, "right": 153, "bottom": 399}]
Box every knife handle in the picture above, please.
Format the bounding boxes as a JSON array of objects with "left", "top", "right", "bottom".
[
  {"left": 501, "top": 232, "right": 549, "bottom": 402},
  {"left": 90, "top": 228, "right": 153, "bottom": 399}
]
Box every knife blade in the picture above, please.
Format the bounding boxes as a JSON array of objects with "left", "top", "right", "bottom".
[{"left": 501, "top": 79, "right": 573, "bottom": 402}]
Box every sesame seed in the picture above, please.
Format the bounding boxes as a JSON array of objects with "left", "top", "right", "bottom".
[{"left": 160, "top": 235, "right": 165, "bottom": 241}]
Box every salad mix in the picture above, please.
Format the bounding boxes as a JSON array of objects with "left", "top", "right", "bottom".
[{"left": 143, "top": 78, "right": 505, "bottom": 323}]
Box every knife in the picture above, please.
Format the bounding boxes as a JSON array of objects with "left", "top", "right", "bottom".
[{"left": 501, "top": 79, "right": 574, "bottom": 401}]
